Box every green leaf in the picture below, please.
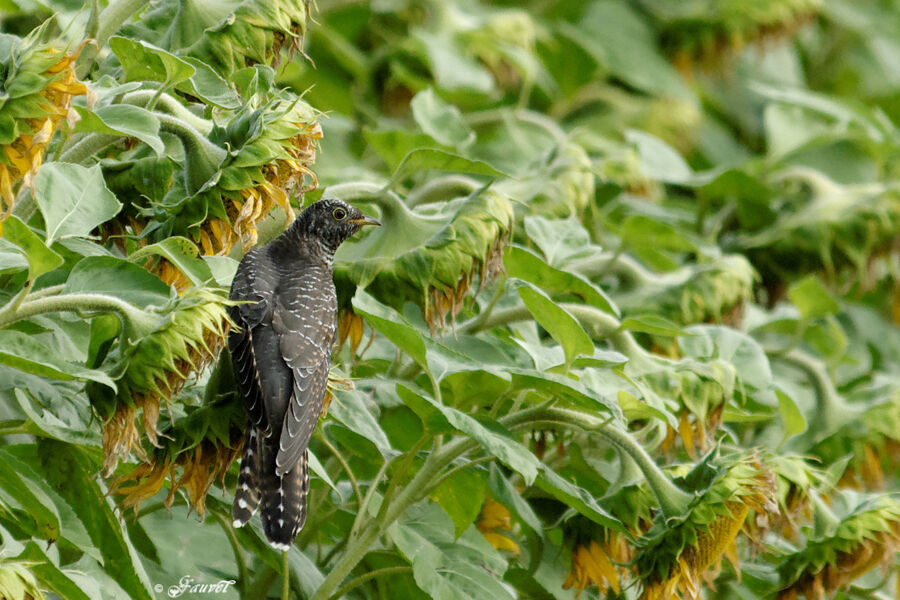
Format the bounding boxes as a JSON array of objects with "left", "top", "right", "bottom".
[
  {"left": 352, "top": 289, "right": 429, "bottom": 373},
  {"left": 177, "top": 57, "right": 242, "bottom": 109},
  {"left": 390, "top": 148, "right": 508, "bottom": 187},
  {"left": 411, "top": 88, "right": 475, "bottom": 147},
  {"left": 0, "top": 448, "right": 60, "bottom": 542},
  {"left": 127, "top": 237, "right": 214, "bottom": 287},
  {"left": 621, "top": 214, "right": 697, "bottom": 255},
  {"left": 487, "top": 464, "right": 541, "bottom": 534},
  {"left": 0, "top": 214, "right": 63, "bottom": 279},
  {"left": 618, "top": 314, "right": 685, "bottom": 337},
  {"left": 34, "top": 163, "right": 122, "bottom": 244},
  {"left": 429, "top": 467, "right": 487, "bottom": 538},
  {"left": 389, "top": 500, "right": 514, "bottom": 600},
  {"left": 64, "top": 256, "right": 171, "bottom": 307},
  {"left": 505, "top": 246, "right": 618, "bottom": 316},
  {"left": 35, "top": 439, "right": 155, "bottom": 600},
  {"left": 536, "top": 466, "right": 624, "bottom": 530},
  {"left": 73, "top": 105, "right": 164, "bottom": 155},
  {"left": 397, "top": 385, "right": 541, "bottom": 485},
  {"left": 626, "top": 129, "right": 695, "bottom": 184},
  {"left": 788, "top": 275, "right": 839, "bottom": 320},
  {"left": 328, "top": 387, "right": 393, "bottom": 455},
  {"left": 308, "top": 449, "right": 341, "bottom": 499},
  {"left": 16, "top": 541, "right": 93, "bottom": 600},
  {"left": 109, "top": 37, "right": 195, "bottom": 86},
  {"left": 508, "top": 368, "right": 622, "bottom": 419},
  {"left": 777, "top": 388, "right": 807, "bottom": 443},
  {"left": 518, "top": 285, "right": 594, "bottom": 367},
  {"left": 0, "top": 330, "right": 116, "bottom": 389},
  {"left": 364, "top": 129, "right": 444, "bottom": 172}
]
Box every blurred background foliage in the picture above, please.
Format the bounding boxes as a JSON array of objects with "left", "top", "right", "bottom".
[{"left": 1, "top": 0, "right": 900, "bottom": 599}]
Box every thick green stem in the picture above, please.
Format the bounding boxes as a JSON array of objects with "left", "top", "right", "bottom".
[
  {"left": 308, "top": 404, "right": 567, "bottom": 600},
  {"left": 463, "top": 302, "right": 621, "bottom": 337},
  {"left": 122, "top": 90, "right": 214, "bottom": 135},
  {"left": 59, "top": 133, "right": 120, "bottom": 164},
  {"left": 568, "top": 252, "right": 657, "bottom": 286},
  {"left": 532, "top": 407, "right": 693, "bottom": 520},
  {"left": 95, "top": 0, "right": 151, "bottom": 48},
  {"left": 217, "top": 515, "right": 249, "bottom": 598},
  {"left": 405, "top": 175, "right": 481, "bottom": 207},
  {"left": 0, "top": 293, "right": 145, "bottom": 329},
  {"left": 780, "top": 349, "right": 857, "bottom": 441}
]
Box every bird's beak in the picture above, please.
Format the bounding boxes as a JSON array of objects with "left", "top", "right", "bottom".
[{"left": 350, "top": 215, "right": 381, "bottom": 227}]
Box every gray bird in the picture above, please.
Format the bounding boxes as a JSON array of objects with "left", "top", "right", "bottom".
[{"left": 228, "top": 198, "right": 380, "bottom": 550}]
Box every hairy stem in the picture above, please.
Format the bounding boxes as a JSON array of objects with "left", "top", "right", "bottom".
[
  {"left": 59, "top": 133, "right": 120, "bottom": 164},
  {"left": 0, "top": 292, "right": 145, "bottom": 329}
]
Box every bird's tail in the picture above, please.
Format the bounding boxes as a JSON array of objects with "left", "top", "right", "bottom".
[
  {"left": 260, "top": 447, "right": 309, "bottom": 551},
  {"left": 232, "top": 427, "right": 262, "bottom": 527}
]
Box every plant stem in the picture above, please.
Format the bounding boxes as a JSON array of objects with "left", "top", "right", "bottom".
[
  {"left": 0, "top": 292, "right": 145, "bottom": 329},
  {"left": 217, "top": 515, "right": 249, "bottom": 597},
  {"left": 318, "top": 434, "right": 363, "bottom": 509},
  {"left": 59, "top": 133, "right": 120, "bottom": 164},
  {"left": 330, "top": 566, "right": 413, "bottom": 599},
  {"left": 525, "top": 406, "right": 694, "bottom": 520},
  {"left": 463, "top": 302, "right": 620, "bottom": 337},
  {"left": 122, "top": 90, "right": 214, "bottom": 135},
  {"left": 779, "top": 349, "right": 857, "bottom": 442},
  {"left": 95, "top": 0, "right": 151, "bottom": 48},
  {"left": 405, "top": 175, "right": 481, "bottom": 207},
  {"left": 282, "top": 550, "right": 290, "bottom": 600}
]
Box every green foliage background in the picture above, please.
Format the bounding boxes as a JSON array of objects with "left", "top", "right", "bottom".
[{"left": 1, "top": 1, "right": 900, "bottom": 599}]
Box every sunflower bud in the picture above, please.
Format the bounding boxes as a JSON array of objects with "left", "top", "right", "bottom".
[{"left": 0, "top": 26, "right": 86, "bottom": 219}]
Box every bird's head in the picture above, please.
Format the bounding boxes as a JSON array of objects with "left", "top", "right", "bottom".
[{"left": 288, "top": 198, "right": 381, "bottom": 255}]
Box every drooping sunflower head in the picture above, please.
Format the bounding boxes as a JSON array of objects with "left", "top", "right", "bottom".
[
  {"left": 643, "top": 0, "right": 822, "bottom": 72},
  {"left": 98, "top": 287, "right": 234, "bottom": 477},
  {"left": 109, "top": 395, "right": 244, "bottom": 517},
  {"left": 200, "top": 95, "right": 322, "bottom": 255},
  {"left": 0, "top": 24, "right": 86, "bottom": 219},
  {"left": 336, "top": 187, "right": 514, "bottom": 333},
  {"left": 636, "top": 451, "right": 777, "bottom": 600},
  {"left": 776, "top": 492, "right": 900, "bottom": 600}
]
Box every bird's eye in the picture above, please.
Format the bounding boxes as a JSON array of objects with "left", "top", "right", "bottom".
[{"left": 332, "top": 207, "right": 347, "bottom": 220}]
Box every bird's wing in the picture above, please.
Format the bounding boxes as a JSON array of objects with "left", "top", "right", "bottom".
[
  {"left": 271, "top": 288, "right": 335, "bottom": 476},
  {"left": 228, "top": 249, "right": 281, "bottom": 431}
]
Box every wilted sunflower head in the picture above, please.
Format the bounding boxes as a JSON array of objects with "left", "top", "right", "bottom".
[
  {"left": 336, "top": 187, "right": 514, "bottom": 333},
  {"left": 636, "top": 450, "right": 777, "bottom": 600},
  {"left": 98, "top": 287, "right": 234, "bottom": 477},
  {"left": 776, "top": 492, "right": 900, "bottom": 600},
  {"left": 198, "top": 96, "right": 322, "bottom": 255},
  {"left": 0, "top": 23, "right": 86, "bottom": 219},
  {"left": 109, "top": 395, "right": 244, "bottom": 517}
]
